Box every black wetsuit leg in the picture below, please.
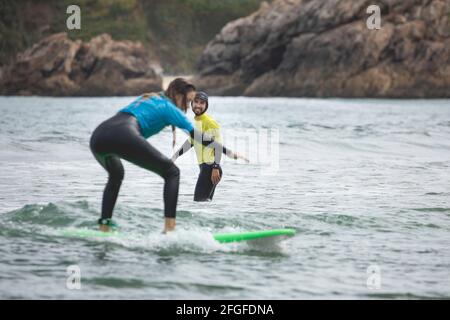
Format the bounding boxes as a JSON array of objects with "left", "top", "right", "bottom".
[
  {"left": 90, "top": 112, "right": 180, "bottom": 219},
  {"left": 193, "top": 163, "right": 223, "bottom": 202}
]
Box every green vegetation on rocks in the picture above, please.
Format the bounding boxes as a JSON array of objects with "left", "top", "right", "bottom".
[{"left": 0, "top": 0, "right": 265, "bottom": 74}]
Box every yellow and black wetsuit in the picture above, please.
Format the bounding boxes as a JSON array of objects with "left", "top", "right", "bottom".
[{"left": 174, "top": 113, "right": 223, "bottom": 201}]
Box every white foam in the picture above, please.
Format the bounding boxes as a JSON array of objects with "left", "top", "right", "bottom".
[
  {"left": 110, "top": 227, "right": 247, "bottom": 254},
  {"left": 53, "top": 226, "right": 289, "bottom": 255}
]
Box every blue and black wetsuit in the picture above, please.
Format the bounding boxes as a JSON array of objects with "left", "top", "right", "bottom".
[{"left": 90, "top": 94, "right": 229, "bottom": 220}]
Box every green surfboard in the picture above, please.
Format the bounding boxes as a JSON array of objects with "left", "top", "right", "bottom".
[
  {"left": 59, "top": 228, "right": 296, "bottom": 243},
  {"left": 213, "top": 229, "right": 296, "bottom": 243}
]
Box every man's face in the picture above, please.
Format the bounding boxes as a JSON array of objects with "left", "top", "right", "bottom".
[{"left": 192, "top": 98, "right": 207, "bottom": 116}]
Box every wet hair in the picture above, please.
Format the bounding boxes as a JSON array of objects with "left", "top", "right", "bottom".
[{"left": 164, "top": 78, "right": 196, "bottom": 112}]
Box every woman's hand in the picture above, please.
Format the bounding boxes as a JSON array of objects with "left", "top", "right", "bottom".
[{"left": 211, "top": 168, "right": 221, "bottom": 185}]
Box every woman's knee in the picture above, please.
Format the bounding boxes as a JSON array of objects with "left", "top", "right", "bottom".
[
  {"left": 106, "top": 158, "right": 125, "bottom": 182},
  {"left": 109, "top": 168, "right": 124, "bottom": 183},
  {"left": 163, "top": 163, "right": 180, "bottom": 181}
]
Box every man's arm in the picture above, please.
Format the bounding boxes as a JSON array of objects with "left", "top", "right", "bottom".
[
  {"left": 171, "top": 139, "right": 193, "bottom": 162},
  {"left": 189, "top": 129, "right": 246, "bottom": 163}
]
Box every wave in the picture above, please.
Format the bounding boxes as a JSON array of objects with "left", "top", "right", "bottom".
[
  {"left": 300, "top": 212, "right": 387, "bottom": 230},
  {"left": 412, "top": 207, "right": 450, "bottom": 213},
  {"left": 298, "top": 210, "right": 446, "bottom": 233},
  {"left": 0, "top": 201, "right": 291, "bottom": 255},
  {"left": 363, "top": 292, "right": 450, "bottom": 299}
]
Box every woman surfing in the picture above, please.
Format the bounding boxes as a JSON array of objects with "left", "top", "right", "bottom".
[{"left": 90, "top": 78, "right": 242, "bottom": 233}]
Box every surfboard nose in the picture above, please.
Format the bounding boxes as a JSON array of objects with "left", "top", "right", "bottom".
[{"left": 213, "top": 228, "right": 296, "bottom": 243}]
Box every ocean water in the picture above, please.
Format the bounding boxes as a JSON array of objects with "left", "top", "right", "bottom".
[{"left": 0, "top": 96, "right": 449, "bottom": 299}]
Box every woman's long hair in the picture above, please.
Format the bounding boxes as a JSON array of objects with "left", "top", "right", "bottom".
[
  {"left": 164, "top": 78, "right": 196, "bottom": 112},
  {"left": 164, "top": 78, "right": 196, "bottom": 148}
]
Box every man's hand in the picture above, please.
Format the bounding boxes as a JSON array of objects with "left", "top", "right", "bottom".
[
  {"left": 211, "top": 168, "right": 221, "bottom": 185},
  {"left": 225, "top": 150, "right": 249, "bottom": 163},
  {"left": 233, "top": 152, "right": 250, "bottom": 163}
]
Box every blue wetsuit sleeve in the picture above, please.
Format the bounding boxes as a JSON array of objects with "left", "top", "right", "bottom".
[{"left": 164, "top": 102, "right": 194, "bottom": 133}]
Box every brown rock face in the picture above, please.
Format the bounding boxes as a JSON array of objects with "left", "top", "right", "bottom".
[
  {"left": 0, "top": 33, "right": 163, "bottom": 96},
  {"left": 194, "top": 0, "right": 450, "bottom": 98}
]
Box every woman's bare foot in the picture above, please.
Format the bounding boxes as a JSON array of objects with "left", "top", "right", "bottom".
[
  {"left": 99, "top": 224, "right": 111, "bottom": 232},
  {"left": 163, "top": 218, "right": 176, "bottom": 234}
]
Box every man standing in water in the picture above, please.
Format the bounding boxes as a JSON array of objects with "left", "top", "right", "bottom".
[{"left": 172, "top": 92, "right": 247, "bottom": 201}]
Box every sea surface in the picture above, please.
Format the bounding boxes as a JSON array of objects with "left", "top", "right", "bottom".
[{"left": 0, "top": 96, "right": 449, "bottom": 299}]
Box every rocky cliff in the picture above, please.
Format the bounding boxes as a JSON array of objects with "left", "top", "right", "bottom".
[
  {"left": 0, "top": 0, "right": 264, "bottom": 75},
  {"left": 0, "top": 33, "right": 162, "bottom": 96},
  {"left": 194, "top": 0, "right": 450, "bottom": 98}
]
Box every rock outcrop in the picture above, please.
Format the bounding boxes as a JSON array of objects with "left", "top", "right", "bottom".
[
  {"left": 194, "top": 0, "right": 450, "bottom": 98},
  {"left": 0, "top": 33, "right": 163, "bottom": 96}
]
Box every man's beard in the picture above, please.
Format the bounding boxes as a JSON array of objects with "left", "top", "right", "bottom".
[{"left": 193, "top": 108, "right": 203, "bottom": 115}]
